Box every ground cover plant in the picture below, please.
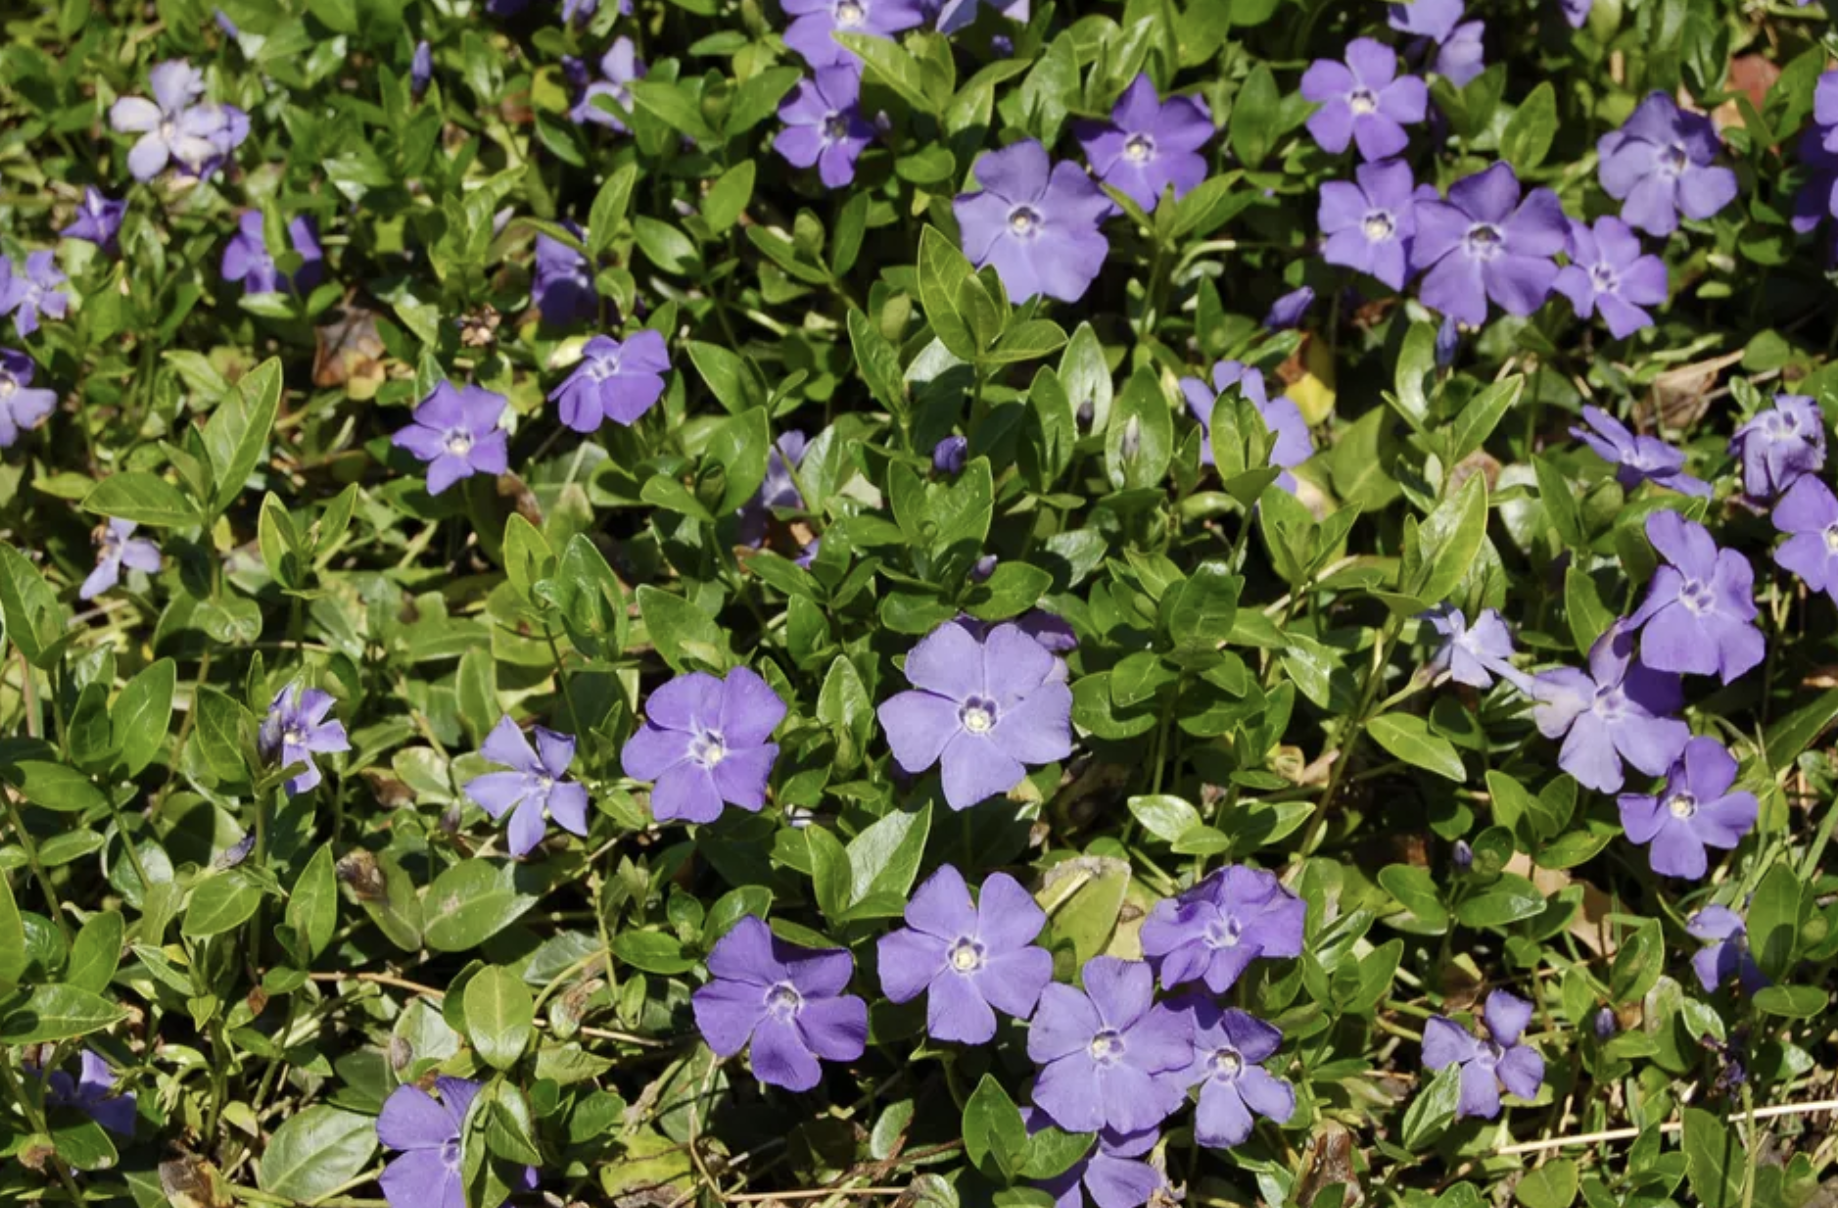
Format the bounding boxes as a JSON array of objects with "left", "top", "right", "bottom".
[{"left": 2, "top": 0, "right": 1838, "bottom": 1206}]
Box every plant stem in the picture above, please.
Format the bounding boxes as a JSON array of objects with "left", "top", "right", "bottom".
[
  {"left": 3, "top": 794, "right": 68, "bottom": 939},
  {"left": 0, "top": 1055, "right": 90, "bottom": 1205}
]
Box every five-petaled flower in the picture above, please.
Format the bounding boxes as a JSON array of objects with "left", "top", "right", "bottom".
[
  {"left": 1412, "top": 162, "right": 1566, "bottom": 327},
  {"left": 1597, "top": 93, "right": 1739, "bottom": 237},
  {"left": 954, "top": 140, "right": 1114, "bottom": 304},
  {"left": 1422, "top": 990, "right": 1545, "bottom": 1120},
  {"left": 259, "top": 683, "right": 350, "bottom": 796},
  {"left": 1027, "top": 956, "right": 1192, "bottom": 1135},
  {"left": 1317, "top": 159, "right": 1431, "bottom": 289},
  {"left": 221, "top": 211, "right": 325, "bottom": 296},
  {"left": 1730, "top": 394, "right": 1825, "bottom": 499},
  {"left": 1531, "top": 622, "right": 1689, "bottom": 794},
  {"left": 692, "top": 915, "right": 868, "bottom": 1091},
  {"left": 1178, "top": 360, "right": 1313, "bottom": 491},
  {"left": 1627, "top": 510, "right": 1764, "bottom": 685},
  {"left": 1139, "top": 864, "right": 1305, "bottom": 994},
  {"left": 1771, "top": 475, "right": 1838, "bottom": 605},
  {"left": 108, "top": 60, "right": 238, "bottom": 180},
  {"left": 1073, "top": 74, "right": 1213, "bottom": 212},
  {"left": 80, "top": 519, "right": 161, "bottom": 601},
  {"left": 1618, "top": 736, "right": 1758, "bottom": 879},
  {"left": 738, "top": 431, "right": 807, "bottom": 546},
  {"left": 377, "top": 1077, "right": 536, "bottom": 1208},
  {"left": 1419, "top": 604, "right": 1523, "bottom": 690},
  {"left": 1301, "top": 38, "right": 1428, "bottom": 162},
  {"left": 550, "top": 331, "right": 671, "bottom": 432},
  {"left": 876, "top": 864, "right": 1053, "bottom": 1044},
  {"left": 1687, "top": 905, "right": 1768, "bottom": 995},
  {"left": 391, "top": 381, "right": 511, "bottom": 496},
  {"left": 533, "top": 229, "right": 598, "bottom": 325},
  {"left": 1553, "top": 216, "right": 1669, "bottom": 340},
  {"left": 1026, "top": 1111, "right": 1167, "bottom": 1208},
  {"left": 34, "top": 1051, "right": 137, "bottom": 1137},
  {"left": 1569, "top": 405, "right": 1710, "bottom": 497},
  {"left": 783, "top": 0, "right": 924, "bottom": 68},
  {"left": 465, "top": 717, "right": 592, "bottom": 857},
  {"left": 621, "top": 667, "right": 787, "bottom": 824},
  {"left": 570, "top": 38, "right": 645, "bottom": 129},
  {"left": 62, "top": 188, "right": 126, "bottom": 253},
  {"left": 0, "top": 252, "right": 70, "bottom": 338},
  {"left": 0, "top": 349, "right": 57, "bottom": 448},
  {"left": 1174, "top": 997, "right": 1294, "bottom": 1149},
  {"left": 776, "top": 67, "right": 878, "bottom": 189}
]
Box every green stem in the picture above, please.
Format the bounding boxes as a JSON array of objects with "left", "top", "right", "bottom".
[
  {"left": 3, "top": 795, "right": 68, "bottom": 939},
  {"left": 0, "top": 1056, "right": 89, "bottom": 1205},
  {"left": 1304, "top": 612, "right": 1404, "bottom": 854}
]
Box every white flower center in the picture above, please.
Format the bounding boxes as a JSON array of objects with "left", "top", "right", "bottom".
[
  {"left": 823, "top": 113, "right": 849, "bottom": 141},
  {"left": 959, "top": 697, "right": 996, "bottom": 734},
  {"left": 1824, "top": 523, "right": 1838, "bottom": 553},
  {"left": 766, "top": 982, "right": 802, "bottom": 1017},
  {"left": 1088, "top": 1029, "right": 1124, "bottom": 1063},
  {"left": 1208, "top": 1047, "right": 1243, "bottom": 1079},
  {"left": 1667, "top": 792, "right": 1698, "bottom": 820},
  {"left": 1204, "top": 914, "right": 1244, "bottom": 949},
  {"left": 1464, "top": 223, "right": 1503, "bottom": 260},
  {"left": 1662, "top": 143, "right": 1689, "bottom": 176},
  {"left": 1362, "top": 211, "right": 1394, "bottom": 242},
  {"left": 1008, "top": 206, "right": 1041, "bottom": 235},
  {"left": 0, "top": 377, "right": 16, "bottom": 399},
  {"left": 690, "top": 730, "right": 727, "bottom": 767},
  {"left": 1679, "top": 579, "right": 1715, "bottom": 614},
  {"left": 284, "top": 726, "right": 306, "bottom": 746},
  {"left": 948, "top": 938, "right": 984, "bottom": 972},
  {"left": 444, "top": 429, "right": 474, "bottom": 456},
  {"left": 1590, "top": 263, "right": 1618, "bottom": 293},
  {"left": 1348, "top": 87, "right": 1378, "bottom": 115},
  {"left": 1123, "top": 134, "right": 1154, "bottom": 162},
  {"left": 835, "top": 0, "right": 865, "bottom": 24},
  {"left": 1595, "top": 687, "right": 1627, "bottom": 722}
]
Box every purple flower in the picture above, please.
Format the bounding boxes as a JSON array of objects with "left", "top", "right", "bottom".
[
  {"left": 1435, "top": 314, "right": 1461, "bottom": 366},
  {"left": 532, "top": 230, "right": 597, "bottom": 325},
  {"left": 221, "top": 212, "right": 324, "bottom": 297},
  {"left": 1264, "top": 286, "right": 1314, "bottom": 330},
  {"left": 1553, "top": 217, "right": 1668, "bottom": 339},
  {"left": 1300, "top": 39, "right": 1427, "bottom": 161},
  {"left": 1597, "top": 93, "right": 1739, "bottom": 237},
  {"left": 1027, "top": 1114, "right": 1164, "bottom": 1208},
  {"left": 571, "top": 38, "right": 644, "bottom": 129},
  {"left": 955, "top": 140, "right": 1113, "bottom": 304},
  {"left": 1435, "top": 21, "right": 1486, "bottom": 87},
  {"left": 1796, "top": 128, "right": 1838, "bottom": 235},
  {"left": 1451, "top": 839, "right": 1473, "bottom": 872},
  {"left": 1139, "top": 865, "right": 1304, "bottom": 994},
  {"left": 464, "top": 717, "right": 591, "bottom": 857},
  {"left": 1073, "top": 74, "right": 1213, "bottom": 212},
  {"left": 1178, "top": 361, "right": 1313, "bottom": 491},
  {"left": 1317, "top": 159, "right": 1427, "bottom": 290},
  {"left": 1627, "top": 511, "right": 1764, "bottom": 685},
  {"left": 258, "top": 683, "right": 350, "bottom": 796},
  {"left": 932, "top": 435, "right": 968, "bottom": 475},
  {"left": 0, "top": 253, "right": 69, "bottom": 338},
  {"left": 1419, "top": 604, "right": 1520, "bottom": 689},
  {"left": 390, "top": 382, "right": 510, "bottom": 496},
  {"left": 1027, "top": 957, "right": 1192, "bottom": 1134},
  {"left": 1617, "top": 737, "right": 1757, "bottom": 879},
  {"left": 1174, "top": 998, "right": 1294, "bottom": 1148},
  {"left": 1530, "top": 622, "right": 1689, "bottom": 794},
  {"left": 1771, "top": 475, "right": 1838, "bottom": 602},
  {"left": 691, "top": 915, "right": 867, "bottom": 1091},
  {"left": 971, "top": 554, "right": 997, "bottom": 581},
  {"left": 36, "top": 1051, "right": 136, "bottom": 1137},
  {"left": 877, "top": 619, "right": 1074, "bottom": 811},
  {"left": 562, "top": 0, "right": 597, "bottom": 22},
  {"left": 108, "top": 61, "right": 217, "bottom": 179},
  {"left": 1569, "top": 404, "right": 1710, "bottom": 496},
  {"left": 876, "top": 865, "right": 1053, "bottom": 1044},
  {"left": 775, "top": 67, "right": 877, "bottom": 189},
  {"left": 1818, "top": 70, "right": 1838, "bottom": 145},
  {"left": 1730, "top": 394, "right": 1825, "bottom": 499},
  {"left": 411, "top": 40, "right": 432, "bottom": 97},
  {"left": 935, "top": 0, "right": 1028, "bottom": 33},
  {"left": 1412, "top": 163, "right": 1566, "bottom": 327},
  {"left": 550, "top": 332, "right": 670, "bottom": 432},
  {"left": 1388, "top": 0, "right": 1462, "bottom": 41},
  {"left": 0, "top": 349, "right": 56, "bottom": 447},
  {"left": 1017, "top": 609, "right": 1078, "bottom": 654},
  {"left": 80, "top": 519, "right": 161, "bottom": 601},
  {"left": 1387, "top": 1, "right": 1483, "bottom": 85},
  {"left": 1687, "top": 905, "right": 1767, "bottom": 995},
  {"left": 378, "top": 1077, "right": 536, "bottom": 1208},
  {"left": 1422, "top": 991, "right": 1544, "bottom": 1120},
  {"left": 1593, "top": 1007, "right": 1617, "bottom": 1039},
  {"left": 738, "top": 431, "right": 808, "bottom": 546},
  {"left": 621, "top": 668, "right": 787, "bottom": 825},
  {"left": 1561, "top": 0, "right": 1591, "bottom": 27},
  {"left": 62, "top": 188, "right": 126, "bottom": 252},
  {"left": 783, "top": 0, "right": 925, "bottom": 68}
]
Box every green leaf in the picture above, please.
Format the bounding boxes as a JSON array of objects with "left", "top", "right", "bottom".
[
  {"left": 612, "top": 930, "right": 695, "bottom": 974},
  {"left": 1367, "top": 714, "right": 1465, "bottom": 781},
  {"left": 627, "top": 77, "right": 717, "bottom": 142},
  {"left": 1563, "top": 566, "right": 1615, "bottom": 657},
  {"left": 704, "top": 407, "right": 772, "bottom": 512},
  {"left": 1413, "top": 475, "right": 1487, "bottom": 604},
  {"left": 1400, "top": 1062, "right": 1461, "bottom": 1150},
  {"left": 1682, "top": 1106, "right": 1745, "bottom": 1208},
  {"left": 1037, "top": 856, "right": 1131, "bottom": 963},
  {"left": 702, "top": 160, "right": 755, "bottom": 234},
  {"left": 259, "top": 491, "right": 304, "bottom": 589},
  {"left": 464, "top": 965, "right": 535, "bottom": 1070},
  {"left": 258, "top": 1107, "right": 379, "bottom": 1201},
  {"left": 183, "top": 872, "right": 264, "bottom": 937},
  {"left": 633, "top": 216, "right": 702, "bottom": 275},
  {"left": 1018, "top": 1128, "right": 1094, "bottom": 1180},
  {"left": 1390, "top": 321, "right": 1435, "bottom": 432},
  {"left": 807, "top": 824, "right": 854, "bottom": 921},
  {"left": 588, "top": 163, "right": 639, "bottom": 256},
  {"left": 286, "top": 844, "right": 339, "bottom": 962},
  {"left": 849, "top": 309, "right": 907, "bottom": 421},
  {"left": 1450, "top": 374, "right": 1522, "bottom": 463},
  {"left": 688, "top": 340, "right": 767, "bottom": 415},
  {"left": 1501, "top": 82, "right": 1558, "bottom": 172},
  {"left": 1106, "top": 365, "right": 1173, "bottom": 490},
  {"left": 112, "top": 658, "right": 175, "bottom": 778},
  {"left": 66, "top": 909, "right": 124, "bottom": 995},
  {"left": 1752, "top": 984, "right": 1827, "bottom": 1018},
  {"left": 636, "top": 585, "right": 731, "bottom": 673},
  {"left": 836, "top": 31, "right": 935, "bottom": 112},
  {"left": 0, "top": 542, "right": 69, "bottom": 666},
  {"left": 81, "top": 472, "right": 200, "bottom": 528},
  {"left": 0, "top": 873, "right": 24, "bottom": 990},
  {"left": 918, "top": 226, "right": 979, "bottom": 362},
  {"left": 423, "top": 859, "right": 540, "bottom": 952},
  {"left": 984, "top": 320, "right": 1068, "bottom": 366},
  {"left": 1747, "top": 862, "right": 1803, "bottom": 981},
  {"left": 503, "top": 513, "right": 556, "bottom": 604},
  {"left": 1229, "top": 63, "right": 1280, "bottom": 167},
  {"left": 1763, "top": 687, "right": 1838, "bottom": 773},
  {"left": 1128, "top": 794, "right": 1202, "bottom": 844},
  {"left": 1377, "top": 864, "right": 1449, "bottom": 933},
  {"left": 1168, "top": 562, "right": 1240, "bottom": 651},
  {"left": 1534, "top": 455, "right": 1585, "bottom": 550},
  {"left": 193, "top": 688, "right": 252, "bottom": 786},
  {"left": 8, "top": 761, "right": 106, "bottom": 812},
  {"left": 1514, "top": 1158, "right": 1577, "bottom": 1208},
  {"left": 963, "top": 1073, "right": 1027, "bottom": 1182},
  {"left": 202, "top": 357, "right": 283, "bottom": 516},
  {"left": 845, "top": 805, "right": 931, "bottom": 904},
  {"left": 0, "top": 984, "right": 129, "bottom": 1043}
]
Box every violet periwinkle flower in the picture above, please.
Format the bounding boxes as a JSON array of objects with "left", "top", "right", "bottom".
[
  {"left": 1730, "top": 394, "right": 1825, "bottom": 499},
  {"left": 738, "top": 431, "right": 808, "bottom": 546},
  {"left": 935, "top": 0, "right": 1028, "bottom": 34},
  {"left": 562, "top": 0, "right": 597, "bottom": 23},
  {"left": 621, "top": 667, "right": 787, "bottom": 825},
  {"left": 1388, "top": 0, "right": 1462, "bottom": 40},
  {"left": 0, "top": 349, "right": 57, "bottom": 448},
  {"left": 221, "top": 212, "right": 324, "bottom": 296},
  {"left": 1618, "top": 736, "right": 1758, "bottom": 879},
  {"left": 1597, "top": 93, "right": 1739, "bottom": 237},
  {"left": 62, "top": 188, "right": 126, "bottom": 253},
  {"left": 378, "top": 1077, "right": 536, "bottom": 1208},
  {"left": 1412, "top": 162, "right": 1566, "bottom": 327},
  {"left": 1178, "top": 361, "right": 1313, "bottom": 491},
  {"left": 784, "top": 0, "right": 925, "bottom": 68},
  {"left": 1026, "top": 1113, "right": 1165, "bottom": 1208},
  {"left": 1027, "top": 956, "right": 1192, "bottom": 1134},
  {"left": 1139, "top": 864, "right": 1305, "bottom": 994},
  {"left": 955, "top": 140, "right": 1114, "bottom": 304},
  {"left": 876, "top": 865, "right": 1053, "bottom": 1044},
  {"left": 971, "top": 554, "right": 998, "bottom": 582},
  {"left": 1175, "top": 998, "right": 1294, "bottom": 1148},
  {"left": 1388, "top": 2, "right": 1485, "bottom": 86},
  {"left": 550, "top": 332, "right": 670, "bottom": 432},
  {"left": 1435, "top": 21, "right": 1486, "bottom": 88},
  {"left": 775, "top": 67, "right": 877, "bottom": 189},
  {"left": 108, "top": 61, "right": 220, "bottom": 180},
  {"left": 0, "top": 253, "right": 69, "bottom": 338},
  {"left": 932, "top": 435, "right": 968, "bottom": 475},
  {"left": 390, "top": 382, "right": 510, "bottom": 496},
  {"left": 1569, "top": 405, "right": 1710, "bottom": 497},
  {"left": 1017, "top": 609, "right": 1078, "bottom": 654},
  {"left": 1073, "top": 74, "right": 1213, "bottom": 212},
  {"left": 877, "top": 618, "right": 1074, "bottom": 811},
  {"left": 1554, "top": 217, "right": 1668, "bottom": 340},
  {"left": 1451, "top": 839, "right": 1473, "bottom": 872},
  {"left": 80, "top": 519, "right": 161, "bottom": 601},
  {"left": 571, "top": 37, "right": 644, "bottom": 129},
  {"left": 1818, "top": 70, "right": 1838, "bottom": 147},
  {"left": 464, "top": 717, "right": 591, "bottom": 857},
  {"left": 411, "top": 41, "right": 433, "bottom": 97},
  {"left": 1796, "top": 128, "right": 1838, "bottom": 237},
  {"left": 1593, "top": 1007, "right": 1617, "bottom": 1040},
  {"left": 258, "top": 683, "right": 350, "bottom": 796},
  {"left": 1687, "top": 905, "right": 1768, "bottom": 994},
  {"left": 1419, "top": 604, "right": 1521, "bottom": 689},
  {"left": 691, "top": 915, "right": 867, "bottom": 1091},
  {"left": 1435, "top": 314, "right": 1461, "bottom": 367},
  {"left": 1422, "top": 991, "right": 1544, "bottom": 1120},
  {"left": 1771, "top": 476, "right": 1838, "bottom": 604},
  {"left": 35, "top": 1051, "right": 137, "bottom": 1137},
  {"left": 1300, "top": 38, "right": 1428, "bottom": 161},
  {"left": 1530, "top": 622, "right": 1689, "bottom": 794},
  {"left": 1561, "top": 0, "right": 1592, "bottom": 26},
  {"left": 532, "top": 230, "right": 598, "bottom": 325},
  {"left": 1627, "top": 511, "right": 1764, "bottom": 685},
  {"left": 1264, "top": 286, "right": 1314, "bottom": 330},
  {"left": 1318, "top": 159, "right": 1425, "bottom": 289}
]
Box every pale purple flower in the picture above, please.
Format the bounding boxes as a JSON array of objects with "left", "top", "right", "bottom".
[
  {"left": 1730, "top": 394, "right": 1825, "bottom": 499},
  {"left": 933, "top": 435, "right": 968, "bottom": 474},
  {"left": 35, "top": 1051, "right": 137, "bottom": 1137},
  {"left": 1419, "top": 604, "right": 1521, "bottom": 689},
  {"left": 1569, "top": 405, "right": 1710, "bottom": 496},
  {"left": 464, "top": 717, "right": 591, "bottom": 857},
  {"left": 0, "top": 253, "right": 69, "bottom": 338},
  {"left": 1435, "top": 21, "right": 1486, "bottom": 86},
  {"left": 936, "top": 0, "right": 1027, "bottom": 33},
  {"left": 1618, "top": 737, "right": 1757, "bottom": 879},
  {"left": 1530, "top": 622, "right": 1689, "bottom": 794},
  {"left": 1317, "top": 158, "right": 1426, "bottom": 289},
  {"left": 571, "top": 37, "right": 644, "bottom": 129},
  {"left": 1435, "top": 314, "right": 1461, "bottom": 366},
  {"left": 1627, "top": 511, "right": 1764, "bottom": 685},
  {"left": 1388, "top": 0, "right": 1462, "bottom": 41},
  {"left": 0, "top": 349, "right": 56, "bottom": 447},
  {"left": 1422, "top": 991, "right": 1544, "bottom": 1120},
  {"left": 259, "top": 683, "right": 349, "bottom": 796},
  {"left": 1412, "top": 162, "right": 1566, "bottom": 326},
  {"left": 1554, "top": 217, "right": 1668, "bottom": 339},
  {"left": 955, "top": 140, "right": 1114, "bottom": 304},
  {"left": 621, "top": 668, "right": 787, "bottom": 825},
  {"left": 1300, "top": 38, "right": 1428, "bottom": 161},
  {"left": 1174, "top": 998, "right": 1293, "bottom": 1148},
  {"left": 1771, "top": 475, "right": 1838, "bottom": 603},
  {"left": 876, "top": 865, "right": 1053, "bottom": 1044},
  {"left": 411, "top": 41, "right": 432, "bottom": 97},
  {"left": 532, "top": 229, "right": 597, "bottom": 325},
  {"left": 877, "top": 618, "right": 1073, "bottom": 810},
  {"left": 776, "top": 67, "right": 877, "bottom": 189},
  {"left": 1027, "top": 957, "right": 1191, "bottom": 1135},
  {"left": 1178, "top": 361, "right": 1312, "bottom": 491},
  {"left": 378, "top": 1077, "right": 536, "bottom": 1208},
  {"left": 1073, "top": 74, "right": 1213, "bottom": 212},
  {"left": 1139, "top": 865, "right": 1305, "bottom": 994},
  {"left": 691, "top": 915, "right": 867, "bottom": 1091},
  {"left": 1561, "top": 0, "right": 1591, "bottom": 27},
  {"left": 1818, "top": 70, "right": 1838, "bottom": 148},
  {"left": 390, "top": 382, "right": 510, "bottom": 496},
  {"left": 562, "top": 0, "right": 597, "bottom": 23},
  {"left": 1795, "top": 128, "right": 1838, "bottom": 235},
  {"left": 61, "top": 188, "right": 126, "bottom": 252},
  {"left": 738, "top": 431, "right": 808, "bottom": 546},
  {"left": 971, "top": 554, "right": 999, "bottom": 582},
  {"left": 221, "top": 212, "right": 324, "bottom": 296},
  {"left": 108, "top": 61, "right": 220, "bottom": 180},
  {"left": 80, "top": 519, "right": 161, "bottom": 601},
  {"left": 784, "top": 0, "right": 925, "bottom": 68},
  {"left": 550, "top": 332, "right": 670, "bottom": 432},
  {"left": 1687, "top": 905, "right": 1767, "bottom": 995},
  {"left": 1593, "top": 1007, "right": 1617, "bottom": 1039},
  {"left": 1597, "top": 93, "right": 1739, "bottom": 237},
  {"left": 1026, "top": 1113, "right": 1164, "bottom": 1208},
  {"left": 1264, "top": 286, "right": 1314, "bottom": 330}
]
